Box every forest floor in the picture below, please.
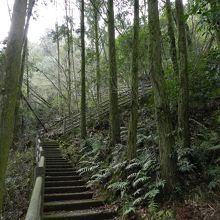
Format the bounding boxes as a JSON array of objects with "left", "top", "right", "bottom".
[
  {"left": 59, "top": 99, "right": 220, "bottom": 220},
  {"left": 2, "top": 99, "right": 219, "bottom": 220}
]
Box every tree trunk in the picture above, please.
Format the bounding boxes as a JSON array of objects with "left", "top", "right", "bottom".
[
  {"left": 13, "top": 0, "right": 35, "bottom": 143},
  {"left": 56, "top": 22, "right": 62, "bottom": 116},
  {"left": 127, "top": 0, "right": 139, "bottom": 160},
  {"left": 165, "top": 0, "right": 178, "bottom": 75},
  {"left": 80, "top": 0, "right": 87, "bottom": 139},
  {"left": 93, "top": 0, "right": 101, "bottom": 104},
  {"left": 148, "top": 0, "right": 176, "bottom": 190},
  {"left": 70, "top": 9, "right": 79, "bottom": 111},
  {"left": 65, "top": 0, "right": 72, "bottom": 116},
  {"left": 107, "top": 0, "right": 120, "bottom": 145},
  {"left": 0, "top": 0, "right": 27, "bottom": 212},
  {"left": 175, "top": 0, "right": 190, "bottom": 148}
]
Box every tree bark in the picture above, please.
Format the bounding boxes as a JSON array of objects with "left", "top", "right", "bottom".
[
  {"left": 165, "top": 0, "right": 178, "bottom": 75},
  {"left": 0, "top": 0, "right": 27, "bottom": 212},
  {"left": 80, "top": 0, "right": 87, "bottom": 139},
  {"left": 148, "top": 0, "right": 176, "bottom": 190},
  {"left": 175, "top": 0, "right": 190, "bottom": 148},
  {"left": 65, "top": 0, "right": 72, "bottom": 116},
  {"left": 13, "top": 0, "right": 35, "bottom": 143},
  {"left": 93, "top": 0, "right": 101, "bottom": 105},
  {"left": 55, "top": 22, "right": 62, "bottom": 115},
  {"left": 107, "top": 0, "right": 120, "bottom": 145},
  {"left": 127, "top": 0, "right": 139, "bottom": 160}
]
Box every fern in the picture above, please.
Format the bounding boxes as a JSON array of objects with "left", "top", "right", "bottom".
[
  {"left": 144, "top": 189, "right": 159, "bottom": 200},
  {"left": 132, "top": 176, "right": 149, "bottom": 188},
  {"left": 142, "top": 159, "right": 153, "bottom": 170},
  {"left": 108, "top": 181, "right": 129, "bottom": 191},
  {"left": 126, "top": 161, "right": 140, "bottom": 171},
  {"left": 78, "top": 164, "right": 100, "bottom": 175},
  {"left": 127, "top": 172, "right": 138, "bottom": 180},
  {"left": 133, "top": 188, "right": 144, "bottom": 196},
  {"left": 148, "top": 201, "right": 158, "bottom": 214},
  {"left": 122, "top": 201, "right": 135, "bottom": 217},
  {"left": 133, "top": 197, "right": 144, "bottom": 206},
  {"left": 155, "top": 179, "right": 166, "bottom": 188},
  {"left": 112, "top": 161, "right": 127, "bottom": 171}
]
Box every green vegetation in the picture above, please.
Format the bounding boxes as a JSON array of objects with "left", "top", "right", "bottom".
[{"left": 0, "top": 0, "right": 219, "bottom": 219}]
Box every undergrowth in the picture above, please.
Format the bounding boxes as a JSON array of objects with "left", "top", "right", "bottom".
[
  {"left": 59, "top": 105, "right": 220, "bottom": 219},
  {"left": 2, "top": 147, "right": 34, "bottom": 220}
]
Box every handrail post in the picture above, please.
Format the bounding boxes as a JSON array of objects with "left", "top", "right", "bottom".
[{"left": 25, "top": 134, "right": 45, "bottom": 220}]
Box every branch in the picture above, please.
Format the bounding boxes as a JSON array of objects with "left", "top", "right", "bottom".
[{"left": 22, "top": 93, "right": 47, "bottom": 132}]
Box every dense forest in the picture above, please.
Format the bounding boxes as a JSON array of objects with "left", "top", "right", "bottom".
[{"left": 0, "top": 0, "right": 220, "bottom": 219}]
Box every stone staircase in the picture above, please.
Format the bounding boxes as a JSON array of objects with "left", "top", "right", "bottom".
[{"left": 42, "top": 142, "right": 116, "bottom": 220}]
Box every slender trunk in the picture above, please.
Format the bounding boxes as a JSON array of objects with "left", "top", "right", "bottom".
[
  {"left": 0, "top": 0, "right": 27, "bottom": 212},
  {"left": 55, "top": 23, "right": 62, "bottom": 116},
  {"left": 107, "top": 0, "right": 120, "bottom": 145},
  {"left": 165, "top": 0, "right": 178, "bottom": 75},
  {"left": 13, "top": 0, "right": 35, "bottom": 141},
  {"left": 26, "top": 46, "right": 30, "bottom": 99},
  {"left": 65, "top": 0, "right": 72, "bottom": 116},
  {"left": 70, "top": 9, "right": 79, "bottom": 111},
  {"left": 93, "top": 0, "right": 101, "bottom": 104},
  {"left": 80, "top": 0, "right": 87, "bottom": 139},
  {"left": 148, "top": 0, "right": 176, "bottom": 190},
  {"left": 175, "top": 0, "right": 190, "bottom": 148},
  {"left": 127, "top": 0, "right": 139, "bottom": 160}
]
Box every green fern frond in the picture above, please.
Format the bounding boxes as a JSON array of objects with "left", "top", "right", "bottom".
[
  {"left": 133, "top": 197, "right": 144, "bottom": 206},
  {"left": 133, "top": 176, "right": 149, "bottom": 188},
  {"left": 126, "top": 162, "right": 140, "bottom": 170},
  {"left": 108, "top": 181, "right": 129, "bottom": 191},
  {"left": 144, "top": 189, "right": 159, "bottom": 200},
  {"left": 127, "top": 172, "right": 138, "bottom": 180},
  {"left": 133, "top": 188, "right": 144, "bottom": 196}
]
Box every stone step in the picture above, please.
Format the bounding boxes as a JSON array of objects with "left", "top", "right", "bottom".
[
  {"left": 45, "top": 158, "right": 65, "bottom": 161},
  {"left": 45, "top": 176, "right": 81, "bottom": 181},
  {"left": 45, "top": 155, "right": 63, "bottom": 158},
  {"left": 46, "top": 159, "right": 67, "bottom": 162},
  {"left": 43, "top": 209, "right": 115, "bottom": 220},
  {"left": 45, "top": 152, "right": 62, "bottom": 155},
  {"left": 42, "top": 142, "right": 59, "bottom": 146},
  {"left": 43, "top": 199, "right": 104, "bottom": 212},
  {"left": 45, "top": 173, "right": 77, "bottom": 177},
  {"left": 45, "top": 180, "right": 85, "bottom": 187},
  {"left": 45, "top": 186, "right": 88, "bottom": 194},
  {"left": 46, "top": 171, "right": 78, "bottom": 176},
  {"left": 44, "top": 148, "right": 60, "bottom": 151},
  {"left": 46, "top": 165, "right": 72, "bottom": 169},
  {"left": 44, "top": 192, "right": 93, "bottom": 202},
  {"left": 46, "top": 168, "right": 76, "bottom": 172},
  {"left": 46, "top": 163, "right": 71, "bottom": 167}
]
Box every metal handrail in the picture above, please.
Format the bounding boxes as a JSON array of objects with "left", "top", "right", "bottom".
[{"left": 25, "top": 135, "right": 45, "bottom": 220}]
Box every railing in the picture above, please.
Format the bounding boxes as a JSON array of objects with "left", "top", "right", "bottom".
[
  {"left": 25, "top": 135, "right": 45, "bottom": 220},
  {"left": 48, "top": 82, "right": 152, "bottom": 136}
]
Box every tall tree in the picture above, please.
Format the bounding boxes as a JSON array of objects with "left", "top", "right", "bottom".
[
  {"left": 93, "top": 0, "right": 101, "bottom": 104},
  {"left": 55, "top": 22, "right": 62, "bottom": 115},
  {"left": 148, "top": 0, "right": 176, "bottom": 190},
  {"left": 165, "top": 0, "right": 178, "bottom": 75},
  {"left": 65, "top": 0, "right": 72, "bottom": 116},
  {"left": 175, "top": 0, "right": 190, "bottom": 148},
  {"left": 80, "top": 0, "right": 87, "bottom": 139},
  {"left": 0, "top": 0, "right": 28, "bottom": 212},
  {"left": 14, "top": 0, "right": 36, "bottom": 140},
  {"left": 127, "top": 0, "right": 139, "bottom": 160},
  {"left": 107, "top": 0, "right": 120, "bottom": 145}
]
